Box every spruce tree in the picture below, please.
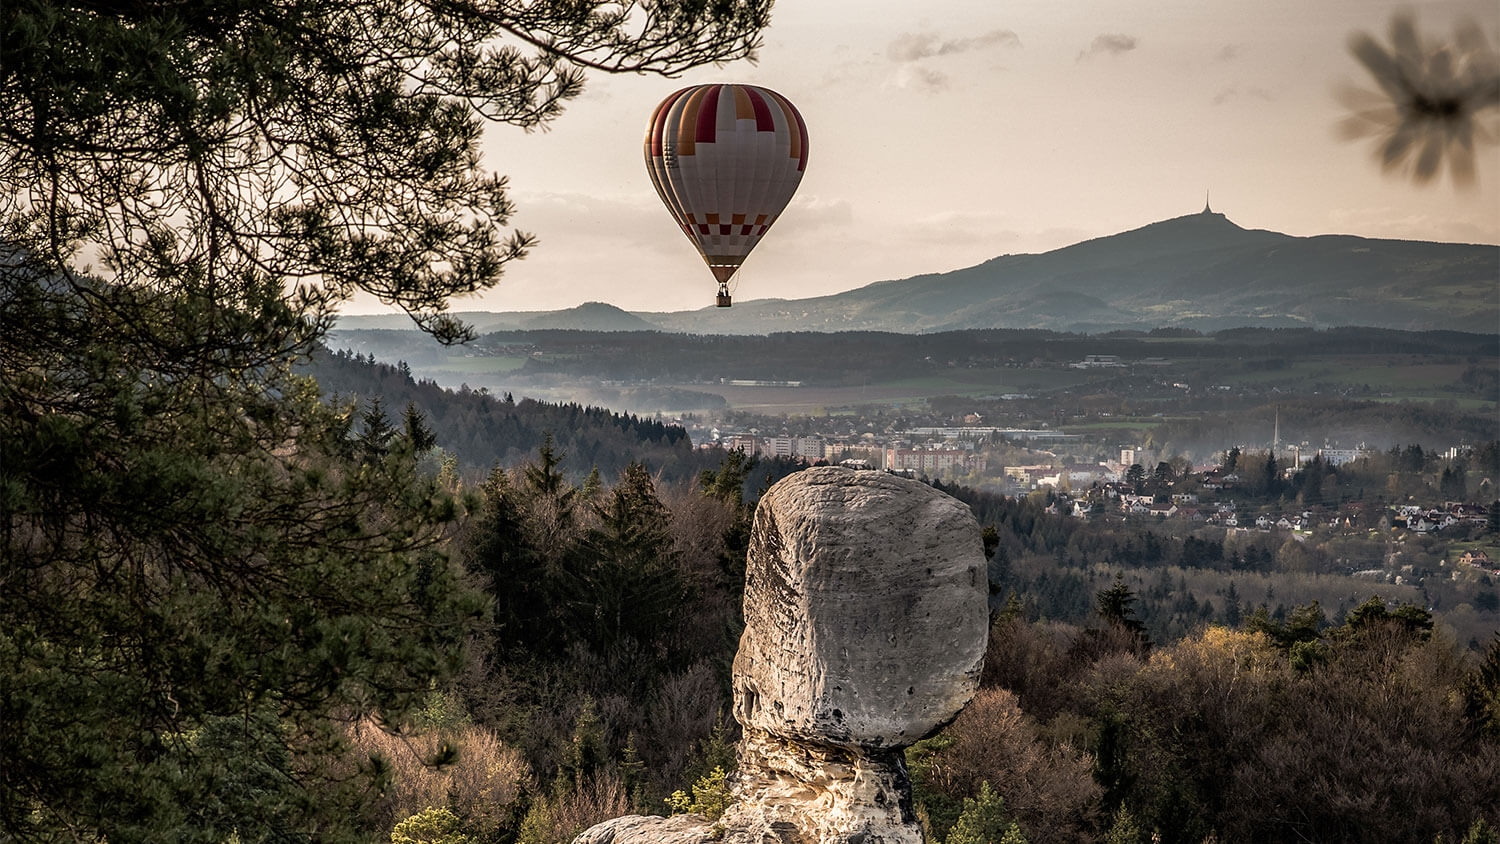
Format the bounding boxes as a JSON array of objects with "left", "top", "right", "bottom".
[
  {"left": 1104, "top": 806, "right": 1146, "bottom": 844},
  {"left": 701, "top": 448, "right": 756, "bottom": 506},
  {"left": 945, "top": 782, "right": 1027, "bottom": 844},
  {"left": 1097, "top": 577, "right": 1152, "bottom": 649},
  {"left": 584, "top": 461, "right": 685, "bottom": 653},
  {"left": 357, "top": 394, "right": 397, "bottom": 458},
  {"left": 403, "top": 400, "right": 438, "bottom": 453},
  {"left": 1462, "top": 636, "right": 1500, "bottom": 739},
  {"left": 466, "top": 462, "right": 573, "bottom": 658}
]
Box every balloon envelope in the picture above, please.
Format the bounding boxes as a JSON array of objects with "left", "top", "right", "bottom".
[{"left": 644, "top": 84, "right": 808, "bottom": 292}]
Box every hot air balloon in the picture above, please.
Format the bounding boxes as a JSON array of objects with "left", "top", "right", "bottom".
[{"left": 645, "top": 84, "right": 808, "bottom": 307}]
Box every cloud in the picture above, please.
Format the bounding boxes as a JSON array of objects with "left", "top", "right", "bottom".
[
  {"left": 1077, "top": 33, "right": 1139, "bottom": 62},
  {"left": 887, "top": 29, "right": 1021, "bottom": 63},
  {"left": 885, "top": 29, "right": 1020, "bottom": 92},
  {"left": 512, "top": 190, "right": 685, "bottom": 256},
  {"left": 1215, "top": 44, "right": 1241, "bottom": 62},
  {"left": 774, "top": 195, "right": 855, "bottom": 231},
  {"left": 893, "top": 64, "right": 951, "bottom": 92},
  {"left": 1211, "top": 85, "right": 1274, "bottom": 106},
  {"left": 1327, "top": 207, "right": 1500, "bottom": 246}
]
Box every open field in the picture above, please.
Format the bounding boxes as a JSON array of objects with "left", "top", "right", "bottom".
[
  {"left": 1210, "top": 357, "right": 1479, "bottom": 397},
  {"left": 650, "top": 354, "right": 1496, "bottom": 414},
  {"left": 435, "top": 355, "right": 529, "bottom": 374},
  {"left": 1063, "top": 418, "right": 1195, "bottom": 432},
  {"left": 1363, "top": 396, "right": 1499, "bottom": 410},
  {"left": 646, "top": 367, "right": 1099, "bottom": 412},
  {"left": 668, "top": 382, "right": 931, "bottom": 413}
]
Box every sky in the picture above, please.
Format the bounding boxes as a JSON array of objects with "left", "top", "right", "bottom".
[{"left": 347, "top": 0, "right": 1500, "bottom": 315}]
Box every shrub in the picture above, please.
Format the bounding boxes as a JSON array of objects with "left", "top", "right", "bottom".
[
  {"left": 664, "top": 765, "right": 732, "bottom": 821},
  {"left": 392, "top": 807, "right": 471, "bottom": 844},
  {"left": 946, "top": 782, "right": 1028, "bottom": 844},
  {"left": 348, "top": 717, "right": 531, "bottom": 837},
  {"left": 517, "top": 770, "right": 631, "bottom": 844},
  {"left": 920, "top": 688, "right": 1100, "bottom": 844}
]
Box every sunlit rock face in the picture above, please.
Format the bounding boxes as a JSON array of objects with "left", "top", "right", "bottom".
[
  {"left": 572, "top": 814, "right": 719, "bottom": 843},
  {"left": 573, "top": 467, "right": 988, "bottom": 844},
  {"left": 733, "top": 467, "right": 988, "bottom": 749}
]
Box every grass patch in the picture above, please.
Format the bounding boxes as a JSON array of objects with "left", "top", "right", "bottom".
[{"left": 1363, "top": 396, "right": 1497, "bottom": 410}]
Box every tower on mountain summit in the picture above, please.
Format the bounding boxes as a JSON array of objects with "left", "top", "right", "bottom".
[{"left": 1203, "top": 190, "right": 1212, "bottom": 214}]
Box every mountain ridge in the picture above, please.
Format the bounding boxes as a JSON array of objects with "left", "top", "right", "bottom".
[
  {"left": 333, "top": 211, "right": 1498, "bottom": 335},
  {"left": 641, "top": 210, "right": 1496, "bottom": 334}
]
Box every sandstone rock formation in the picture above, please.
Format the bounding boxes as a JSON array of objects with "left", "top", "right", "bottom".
[{"left": 574, "top": 467, "right": 988, "bottom": 844}]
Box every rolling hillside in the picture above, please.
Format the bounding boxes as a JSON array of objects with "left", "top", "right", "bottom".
[
  {"left": 643, "top": 210, "right": 1498, "bottom": 333},
  {"left": 333, "top": 211, "right": 1498, "bottom": 335}
]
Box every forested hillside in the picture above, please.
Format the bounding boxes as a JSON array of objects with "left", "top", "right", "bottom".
[
  {"left": 306, "top": 348, "right": 702, "bottom": 481},
  {"left": 459, "top": 326, "right": 1497, "bottom": 387},
  {"left": 939, "top": 473, "right": 1500, "bottom": 649},
  {"left": 342, "top": 450, "right": 1500, "bottom": 844}
]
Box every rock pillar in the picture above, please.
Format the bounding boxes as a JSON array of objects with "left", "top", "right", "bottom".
[{"left": 574, "top": 467, "right": 988, "bottom": 844}]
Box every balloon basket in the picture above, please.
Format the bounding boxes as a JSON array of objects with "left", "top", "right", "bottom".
[{"left": 716, "top": 292, "right": 733, "bottom": 308}]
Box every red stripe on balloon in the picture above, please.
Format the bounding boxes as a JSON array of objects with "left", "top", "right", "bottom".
[
  {"left": 790, "top": 98, "right": 809, "bottom": 171},
  {"left": 765, "top": 89, "right": 809, "bottom": 172},
  {"left": 695, "top": 85, "right": 722, "bottom": 144},
  {"left": 743, "top": 86, "right": 776, "bottom": 133}
]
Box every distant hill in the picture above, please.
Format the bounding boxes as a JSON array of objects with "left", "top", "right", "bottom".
[
  {"left": 521, "top": 301, "right": 661, "bottom": 331},
  {"left": 334, "top": 310, "right": 538, "bottom": 333},
  {"left": 335, "top": 211, "right": 1499, "bottom": 335},
  {"left": 334, "top": 304, "right": 661, "bottom": 333},
  {"left": 641, "top": 211, "right": 1498, "bottom": 334}
]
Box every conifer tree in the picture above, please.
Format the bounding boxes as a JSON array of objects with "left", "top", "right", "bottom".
[
  {"left": 584, "top": 461, "right": 685, "bottom": 653},
  {"left": 403, "top": 401, "right": 439, "bottom": 453},
  {"left": 358, "top": 394, "right": 397, "bottom": 458},
  {"left": 466, "top": 461, "right": 573, "bottom": 658},
  {"left": 945, "top": 782, "right": 1027, "bottom": 844},
  {"left": 700, "top": 449, "right": 756, "bottom": 506},
  {"left": 1463, "top": 818, "right": 1499, "bottom": 844},
  {"left": 1104, "top": 805, "right": 1146, "bottom": 844},
  {"left": 1462, "top": 636, "right": 1500, "bottom": 739},
  {"left": 1263, "top": 453, "right": 1282, "bottom": 496},
  {"left": 1, "top": 0, "right": 770, "bottom": 836},
  {"left": 561, "top": 697, "right": 606, "bottom": 788},
  {"left": 1097, "top": 577, "right": 1152, "bottom": 650},
  {"left": 581, "top": 466, "right": 604, "bottom": 501}
]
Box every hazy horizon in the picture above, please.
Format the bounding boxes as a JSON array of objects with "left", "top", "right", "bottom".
[
  {"left": 339, "top": 207, "right": 1499, "bottom": 319},
  {"left": 344, "top": 0, "right": 1500, "bottom": 317}
]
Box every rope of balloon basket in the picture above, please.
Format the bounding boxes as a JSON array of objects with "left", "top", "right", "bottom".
[{"left": 720, "top": 265, "right": 742, "bottom": 307}]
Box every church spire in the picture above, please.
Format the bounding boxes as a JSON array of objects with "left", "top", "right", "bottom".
[{"left": 1203, "top": 190, "right": 1212, "bottom": 215}]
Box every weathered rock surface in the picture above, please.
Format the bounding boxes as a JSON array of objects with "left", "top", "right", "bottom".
[
  {"left": 572, "top": 467, "right": 989, "bottom": 844},
  {"left": 716, "top": 730, "right": 919, "bottom": 844},
  {"left": 571, "top": 813, "right": 716, "bottom": 843},
  {"left": 733, "top": 467, "right": 988, "bottom": 749}
]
